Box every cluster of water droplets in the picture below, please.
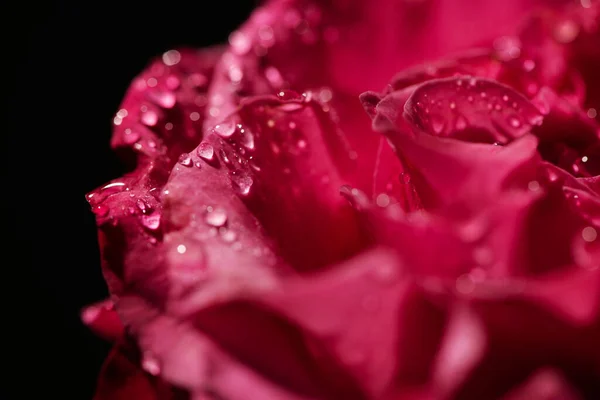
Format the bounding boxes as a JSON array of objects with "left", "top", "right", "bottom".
[
  {"left": 111, "top": 49, "right": 214, "bottom": 161},
  {"left": 412, "top": 77, "right": 543, "bottom": 143}
]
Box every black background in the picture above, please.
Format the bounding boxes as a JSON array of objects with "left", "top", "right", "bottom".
[{"left": 6, "top": 1, "right": 255, "bottom": 398}]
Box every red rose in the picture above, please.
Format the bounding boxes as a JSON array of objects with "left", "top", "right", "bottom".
[{"left": 84, "top": 0, "right": 600, "bottom": 399}]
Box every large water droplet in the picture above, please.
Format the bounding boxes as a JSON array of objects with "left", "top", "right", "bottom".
[
  {"left": 231, "top": 172, "right": 253, "bottom": 195},
  {"left": 123, "top": 128, "right": 140, "bottom": 144},
  {"left": 148, "top": 91, "right": 176, "bottom": 109},
  {"left": 178, "top": 153, "right": 192, "bottom": 167},
  {"left": 205, "top": 207, "right": 228, "bottom": 227},
  {"left": 162, "top": 49, "right": 181, "bottom": 66},
  {"left": 214, "top": 121, "right": 236, "bottom": 138},
  {"left": 141, "top": 110, "right": 158, "bottom": 126},
  {"left": 240, "top": 129, "right": 255, "bottom": 150},
  {"left": 141, "top": 353, "right": 161, "bottom": 376},
  {"left": 507, "top": 116, "right": 522, "bottom": 128},
  {"left": 141, "top": 212, "right": 161, "bottom": 230},
  {"left": 136, "top": 199, "right": 147, "bottom": 213},
  {"left": 197, "top": 142, "right": 214, "bottom": 161},
  {"left": 430, "top": 115, "right": 446, "bottom": 134}
]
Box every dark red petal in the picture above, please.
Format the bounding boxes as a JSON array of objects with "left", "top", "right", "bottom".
[
  {"left": 94, "top": 337, "right": 178, "bottom": 400},
  {"left": 81, "top": 299, "right": 123, "bottom": 342}
]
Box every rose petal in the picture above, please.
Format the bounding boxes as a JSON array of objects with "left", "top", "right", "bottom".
[{"left": 164, "top": 95, "right": 366, "bottom": 274}]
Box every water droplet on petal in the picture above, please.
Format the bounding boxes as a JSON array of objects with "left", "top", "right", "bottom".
[
  {"left": 141, "top": 353, "right": 161, "bottom": 376},
  {"left": 162, "top": 49, "right": 181, "bottom": 66},
  {"left": 399, "top": 172, "right": 411, "bottom": 184},
  {"left": 508, "top": 116, "right": 522, "bottom": 128},
  {"left": 554, "top": 20, "right": 579, "bottom": 43},
  {"left": 205, "top": 207, "right": 228, "bottom": 227},
  {"left": 220, "top": 228, "right": 238, "bottom": 243},
  {"left": 141, "top": 110, "right": 158, "bottom": 126},
  {"left": 141, "top": 213, "right": 161, "bottom": 230},
  {"left": 214, "top": 121, "right": 236, "bottom": 138},
  {"left": 148, "top": 91, "right": 176, "bottom": 109},
  {"left": 178, "top": 153, "right": 192, "bottom": 167},
  {"left": 123, "top": 128, "right": 140, "bottom": 144},
  {"left": 197, "top": 142, "right": 214, "bottom": 161},
  {"left": 136, "top": 199, "right": 147, "bottom": 212},
  {"left": 229, "top": 30, "right": 252, "bottom": 55},
  {"left": 430, "top": 115, "right": 446, "bottom": 134},
  {"left": 455, "top": 115, "right": 468, "bottom": 130},
  {"left": 582, "top": 226, "right": 597, "bottom": 242},
  {"left": 240, "top": 129, "right": 255, "bottom": 149},
  {"left": 231, "top": 172, "right": 253, "bottom": 195},
  {"left": 92, "top": 204, "right": 110, "bottom": 217}
]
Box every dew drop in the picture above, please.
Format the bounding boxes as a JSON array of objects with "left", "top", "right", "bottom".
[
  {"left": 554, "top": 20, "right": 579, "bottom": 43},
  {"left": 136, "top": 199, "right": 147, "bottom": 212},
  {"left": 240, "top": 129, "right": 255, "bottom": 150},
  {"left": 220, "top": 228, "right": 238, "bottom": 243},
  {"left": 508, "top": 116, "right": 522, "bottom": 128},
  {"left": 231, "top": 172, "right": 253, "bottom": 195},
  {"left": 194, "top": 161, "right": 202, "bottom": 168},
  {"left": 528, "top": 180, "right": 541, "bottom": 191},
  {"left": 190, "top": 112, "right": 200, "bottom": 121},
  {"left": 162, "top": 49, "right": 181, "bottom": 66},
  {"left": 141, "top": 110, "right": 158, "bottom": 126},
  {"left": 588, "top": 108, "right": 597, "bottom": 119},
  {"left": 229, "top": 31, "right": 252, "bottom": 55},
  {"left": 523, "top": 59, "right": 536, "bottom": 72},
  {"left": 376, "top": 193, "right": 390, "bottom": 207},
  {"left": 449, "top": 102, "right": 456, "bottom": 109},
  {"left": 205, "top": 207, "right": 228, "bottom": 227},
  {"left": 123, "top": 128, "right": 140, "bottom": 144},
  {"left": 178, "top": 153, "right": 192, "bottom": 167},
  {"left": 455, "top": 115, "right": 468, "bottom": 130},
  {"left": 582, "top": 226, "right": 597, "bottom": 242},
  {"left": 399, "top": 172, "right": 411, "bottom": 184},
  {"left": 92, "top": 204, "right": 109, "bottom": 217},
  {"left": 430, "top": 115, "right": 446, "bottom": 134},
  {"left": 141, "top": 353, "right": 161, "bottom": 376},
  {"left": 148, "top": 91, "right": 176, "bottom": 109},
  {"left": 141, "top": 212, "right": 161, "bottom": 230},
  {"left": 214, "top": 121, "right": 236, "bottom": 138},
  {"left": 197, "top": 142, "right": 214, "bottom": 161}
]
